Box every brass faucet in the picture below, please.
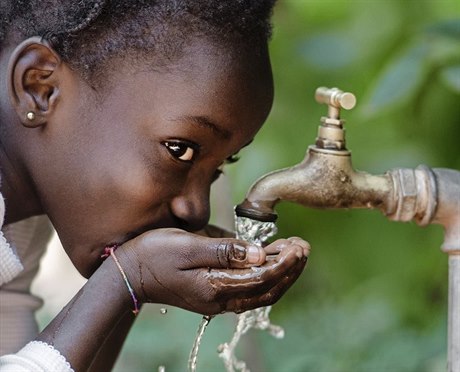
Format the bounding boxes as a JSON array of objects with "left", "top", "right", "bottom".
[
  {"left": 236, "top": 87, "right": 459, "bottom": 251},
  {"left": 235, "top": 87, "right": 460, "bottom": 371}
]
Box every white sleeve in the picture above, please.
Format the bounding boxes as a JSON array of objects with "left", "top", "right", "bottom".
[
  {"left": 0, "top": 341, "right": 74, "bottom": 372},
  {"left": 0, "top": 231, "right": 23, "bottom": 286},
  {"left": 0, "top": 193, "right": 23, "bottom": 286}
]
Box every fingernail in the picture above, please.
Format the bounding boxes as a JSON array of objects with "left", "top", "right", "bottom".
[
  {"left": 247, "top": 245, "right": 262, "bottom": 264},
  {"left": 288, "top": 238, "right": 311, "bottom": 255},
  {"left": 232, "top": 243, "right": 247, "bottom": 261}
]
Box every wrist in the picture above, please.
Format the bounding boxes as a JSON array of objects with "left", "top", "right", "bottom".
[
  {"left": 110, "top": 243, "right": 147, "bottom": 305},
  {"left": 99, "top": 251, "right": 138, "bottom": 314}
]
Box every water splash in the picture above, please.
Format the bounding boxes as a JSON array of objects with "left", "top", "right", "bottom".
[
  {"left": 188, "top": 315, "right": 213, "bottom": 372},
  {"left": 217, "top": 216, "right": 282, "bottom": 372},
  {"left": 233, "top": 216, "right": 278, "bottom": 246}
]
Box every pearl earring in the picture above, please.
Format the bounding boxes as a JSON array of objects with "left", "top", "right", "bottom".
[{"left": 26, "top": 112, "right": 35, "bottom": 121}]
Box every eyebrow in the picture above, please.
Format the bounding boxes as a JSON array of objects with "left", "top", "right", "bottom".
[{"left": 178, "top": 115, "right": 232, "bottom": 140}]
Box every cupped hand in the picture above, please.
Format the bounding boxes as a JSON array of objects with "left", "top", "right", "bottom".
[{"left": 116, "top": 228, "right": 310, "bottom": 315}]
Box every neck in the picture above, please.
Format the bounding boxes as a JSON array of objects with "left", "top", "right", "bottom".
[{"left": 0, "top": 139, "right": 44, "bottom": 225}]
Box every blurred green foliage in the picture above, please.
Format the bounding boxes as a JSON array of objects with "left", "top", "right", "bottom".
[{"left": 116, "top": 1, "right": 459, "bottom": 371}]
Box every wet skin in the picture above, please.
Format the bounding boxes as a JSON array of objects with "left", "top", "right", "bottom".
[{"left": 0, "top": 36, "right": 310, "bottom": 370}]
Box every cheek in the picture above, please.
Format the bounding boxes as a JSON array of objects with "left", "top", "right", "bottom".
[
  {"left": 115, "top": 164, "right": 168, "bottom": 205},
  {"left": 86, "top": 165, "right": 180, "bottom": 226},
  {"left": 54, "top": 162, "right": 184, "bottom": 278},
  {"left": 49, "top": 151, "right": 181, "bottom": 241},
  {"left": 109, "top": 152, "right": 186, "bottom": 208}
]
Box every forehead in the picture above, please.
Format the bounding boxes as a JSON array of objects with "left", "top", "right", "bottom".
[{"left": 96, "top": 39, "right": 274, "bottom": 144}]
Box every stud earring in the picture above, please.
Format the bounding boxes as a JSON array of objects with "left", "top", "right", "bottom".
[{"left": 26, "top": 112, "right": 36, "bottom": 121}]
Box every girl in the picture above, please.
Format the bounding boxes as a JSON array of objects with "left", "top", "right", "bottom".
[{"left": 0, "top": 1, "right": 310, "bottom": 371}]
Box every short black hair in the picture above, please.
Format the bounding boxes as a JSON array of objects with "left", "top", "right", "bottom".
[{"left": 1, "top": 0, "right": 276, "bottom": 82}]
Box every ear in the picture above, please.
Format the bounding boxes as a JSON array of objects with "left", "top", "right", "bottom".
[{"left": 7, "top": 36, "right": 62, "bottom": 128}]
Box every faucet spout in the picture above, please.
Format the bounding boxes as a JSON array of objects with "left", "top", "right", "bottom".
[{"left": 235, "top": 146, "right": 393, "bottom": 222}]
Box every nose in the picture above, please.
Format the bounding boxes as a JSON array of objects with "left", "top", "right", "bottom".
[{"left": 170, "top": 182, "right": 211, "bottom": 232}]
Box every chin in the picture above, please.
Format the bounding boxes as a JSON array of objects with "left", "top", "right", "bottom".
[
  {"left": 62, "top": 225, "right": 157, "bottom": 279},
  {"left": 78, "top": 263, "right": 101, "bottom": 279},
  {"left": 75, "top": 258, "right": 103, "bottom": 279},
  {"left": 68, "top": 244, "right": 106, "bottom": 279}
]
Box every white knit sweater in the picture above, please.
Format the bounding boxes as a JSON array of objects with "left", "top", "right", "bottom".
[
  {"left": 0, "top": 194, "right": 23, "bottom": 286},
  {"left": 0, "top": 341, "right": 73, "bottom": 371},
  {"left": 0, "top": 194, "right": 74, "bottom": 371}
]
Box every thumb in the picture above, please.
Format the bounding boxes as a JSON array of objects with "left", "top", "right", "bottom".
[{"left": 186, "top": 236, "right": 266, "bottom": 269}]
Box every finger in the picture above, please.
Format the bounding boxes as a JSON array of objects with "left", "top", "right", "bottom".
[
  {"left": 225, "top": 257, "right": 307, "bottom": 313},
  {"left": 137, "top": 229, "right": 266, "bottom": 270},
  {"left": 287, "top": 237, "right": 311, "bottom": 257},
  {"left": 206, "top": 241, "right": 306, "bottom": 296},
  {"left": 214, "top": 239, "right": 266, "bottom": 268},
  {"left": 264, "top": 238, "right": 291, "bottom": 255},
  {"left": 264, "top": 237, "right": 311, "bottom": 256},
  {"left": 180, "top": 235, "right": 266, "bottom": 270}
]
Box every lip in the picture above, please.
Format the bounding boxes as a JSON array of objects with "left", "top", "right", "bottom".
[{"left": 104, "top": 213, "right": 184, "bottom": 249}]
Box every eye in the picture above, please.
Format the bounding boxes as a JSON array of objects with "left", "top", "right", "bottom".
[
  {"left": 212, "top": 168, "right": 224, "bottom": 182},
  {"left": 225, "top": 154, "right": 240, "bottom": 164},
  {"left": 212, "top": 154, "right": 241, "bottom": 182},
  {"left": 163, "top": 141, "right": 199, "bottom": 162}
]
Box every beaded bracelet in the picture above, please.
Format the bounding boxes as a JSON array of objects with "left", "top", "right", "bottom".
[{"left": 102, "top": 244, "right": 140, "bottom": 315}]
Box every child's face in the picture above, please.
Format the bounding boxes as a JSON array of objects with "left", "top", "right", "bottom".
[{"left": 38, "top": 41, "right": 274, "bottom": 276}]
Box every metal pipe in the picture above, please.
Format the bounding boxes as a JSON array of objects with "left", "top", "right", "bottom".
[
  {"left": 235, "top": 87, "right": 460, "bottom": 371},
  {"left": 432, "top": 169, "right": 460, "bottom": 372},
  {"left": 449, "top": 255, "right": 460, "bottom": 372}
]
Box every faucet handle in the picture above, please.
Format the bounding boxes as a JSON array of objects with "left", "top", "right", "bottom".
[
  {"left": 314, "top": 87, "right": 356, "bottom": 150},
  {"left": 315, "top": 87, "right": 356, "bottom": 110}
]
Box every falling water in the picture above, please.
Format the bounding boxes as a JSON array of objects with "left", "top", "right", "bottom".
[
  {"left": 187, "top": 216, "right": 280, "bottom": 372},
  {"left": 188, "top": 315, "right": 213, "bottom": 372},
  {"left": 233, "top": 216, "right": 278, "bottom": 246},
  {"left": 217, "top": 216, "right": 282, "bottom": 372}
]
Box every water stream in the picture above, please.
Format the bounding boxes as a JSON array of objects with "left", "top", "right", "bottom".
[
  {"left": 217, "top": 216, "right": 282, "bottom": 372},
  {"left": 187, "top": 216, "right": 281, "bottom": 372},
  {"left": 188, "top": 315, "right": 213, "bottom": 372}
]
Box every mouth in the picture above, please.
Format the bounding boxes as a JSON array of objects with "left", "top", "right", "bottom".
[
  {"left": 102, "top": 214, "right": 184, "bottom": 251},
  {"left": 102, "top": 227, "right": 154, "bottom": 251}
]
